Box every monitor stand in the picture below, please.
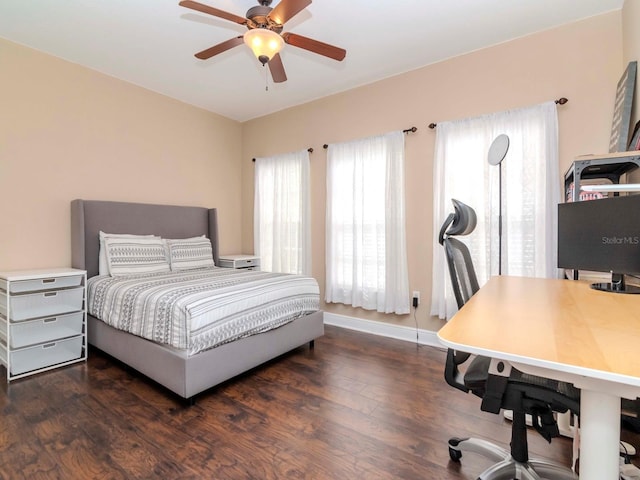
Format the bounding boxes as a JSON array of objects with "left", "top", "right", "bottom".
[{"left": 591, "top": 273, "right": 640, "bottom": 294}]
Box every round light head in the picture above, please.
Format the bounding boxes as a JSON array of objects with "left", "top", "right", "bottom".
[
  {"left": 243, "top": 29, "right": 284, "bottom": 64},
  {"left": 488, "top": 134, "right": 510, "bottom": 166}
]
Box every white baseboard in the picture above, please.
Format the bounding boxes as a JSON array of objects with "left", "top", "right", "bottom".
[{"left": 323, "top": 312, "right": 442, "bottom": 348}]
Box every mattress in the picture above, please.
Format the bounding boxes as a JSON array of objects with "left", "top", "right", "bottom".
[{"left": 87, "top": 268, "right": 320, "bottom": 355}]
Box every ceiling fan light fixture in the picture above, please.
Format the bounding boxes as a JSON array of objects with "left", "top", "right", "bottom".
[{"left": 244, "top": 28, "right": 284, "bottom": 65}]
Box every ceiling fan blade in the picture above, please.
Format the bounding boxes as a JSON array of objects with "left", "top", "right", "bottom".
[
  {"left": 179, "top": 0, "right": 247, "bottom": 25},
  {"left": 282, "top": 32, "right": 346, "bottom": 61},
  {"left": 268, "top": 54, "right": 287, "bottom": 83},
  {"left": 268, "top": 0, "right": 312, "bottom": 25},
  {"left": 195, "top": 36, "right": 244, "bottom": 59}
]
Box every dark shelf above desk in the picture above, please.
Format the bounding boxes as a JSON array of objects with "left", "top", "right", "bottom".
[{"left": 564, "top": 151, "right": 640, "bottom": 202}]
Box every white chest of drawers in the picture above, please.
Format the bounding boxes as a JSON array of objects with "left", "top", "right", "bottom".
[{"left": 0, "top": 268, "right": 87, "bottom": 381}]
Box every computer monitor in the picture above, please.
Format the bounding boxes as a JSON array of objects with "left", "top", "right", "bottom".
[{"left": 558, "top": 194, "right": 640, "bottom": 294}]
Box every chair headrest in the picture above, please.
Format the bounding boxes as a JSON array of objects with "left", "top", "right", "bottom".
[{"left": 438, "top": 199, "right": 477, "bottom": 245}]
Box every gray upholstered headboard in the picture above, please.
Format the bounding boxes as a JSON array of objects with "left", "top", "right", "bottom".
[{"left": 71, "top": 199, "right": 220, "bottom": 278}]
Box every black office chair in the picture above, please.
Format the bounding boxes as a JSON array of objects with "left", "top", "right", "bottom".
[{"left": 439, "top": 199, "right": 580, "bottom": 480}]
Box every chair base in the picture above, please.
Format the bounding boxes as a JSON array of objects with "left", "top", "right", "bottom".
[{"left": 448, "top": 437, "right": 577, "bottom": 480}]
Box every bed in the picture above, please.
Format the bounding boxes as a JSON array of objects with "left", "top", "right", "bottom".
[{"left": 70, "top": 199, "right": 324, "bottom": 400}]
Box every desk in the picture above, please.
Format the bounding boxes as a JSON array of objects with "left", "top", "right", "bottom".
[{"left": 438, "top": 276, "right": 640, "bottom": 480}]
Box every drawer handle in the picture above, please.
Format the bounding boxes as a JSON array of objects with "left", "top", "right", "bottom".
[
  {"left": 42, "top": 278, "right": 56, "bottom": 284},
  {"left": 42, "top": 342, "right": 56, "bottom": 349},
  {"left": 44, "top": 292, "right": 58, "bottom": 297},
  {"left": 43, "top": 317, "right": 58, "bottom": 323}
]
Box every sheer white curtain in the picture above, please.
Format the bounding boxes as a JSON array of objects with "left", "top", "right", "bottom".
[
  {"left": 326, "top": 131, "right": 410, "bottom": 314},
  {"left": 431, "top": 102, "right": 560, "bottom": 319},
  {"left": 254, "top": 149, "right": 311, "bottom": 275}
]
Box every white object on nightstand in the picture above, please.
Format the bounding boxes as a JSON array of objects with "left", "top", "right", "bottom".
[
  {"left": 0, "top": 267, "right": 87, "bottom": 381},
  {"left": 218, "top": 255, "right": 260, "bottom": 271}
]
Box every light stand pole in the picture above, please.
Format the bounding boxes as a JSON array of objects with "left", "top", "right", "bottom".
[{"left": 488, "top": 134, "right": 510, "bottom": 275}]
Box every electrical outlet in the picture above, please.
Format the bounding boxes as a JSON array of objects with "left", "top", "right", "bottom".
[{"left": 412, "top": 291, "right": 420, "bottom": 308}]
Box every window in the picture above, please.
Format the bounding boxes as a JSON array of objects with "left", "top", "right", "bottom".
[
  {"left": 326, "top": 131, "right": 409, "bottom": 314},
  {"left": 254, "top": 150, "right": 311, "bottom": 275},
  {"left": 431, "top": 102, "right": 560, "bottom": 319}
]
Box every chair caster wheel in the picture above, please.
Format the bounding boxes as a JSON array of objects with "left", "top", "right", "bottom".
[{"left": 449, "top": 446, "right": 462, "bottom": 462}]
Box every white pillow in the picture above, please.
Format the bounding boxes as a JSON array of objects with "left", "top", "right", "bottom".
[
  {"left": 105, "top": 236, "right": 171, "bottom": 276},
  {"left": 161, "top": 235, "right": 205, "bottom": 261},
  {"left": 167, "top": 237, "right": 215, "bottom": 271},
  {"left": 99, "top": 232, "right": 159, "bottom": 276}
]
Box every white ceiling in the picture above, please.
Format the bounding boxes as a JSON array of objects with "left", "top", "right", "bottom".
[{"left": 0, "top": 0, "right": 624, "bottom": 122}]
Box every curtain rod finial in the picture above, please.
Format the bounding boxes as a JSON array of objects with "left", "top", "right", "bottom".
[
  {"left": 556, "top": 97, "right": 568, "bottom": 105},
  {"left": 429, "top": 123, "right": 437, "bottom": 129}
]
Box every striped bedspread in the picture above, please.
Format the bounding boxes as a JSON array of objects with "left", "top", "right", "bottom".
[{"left": 87, "top": 268, "right": 320, "bottom": 355}]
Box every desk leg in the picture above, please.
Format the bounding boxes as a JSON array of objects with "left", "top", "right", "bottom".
[{"left": 579, "top": 389, "right": 620, "bottom": 480}]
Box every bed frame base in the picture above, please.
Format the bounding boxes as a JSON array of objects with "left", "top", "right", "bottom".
[{"left": 88, "top": 311, "right": 324, "bottom": 399}]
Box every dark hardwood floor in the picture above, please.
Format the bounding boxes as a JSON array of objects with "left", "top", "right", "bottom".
[{"left": 1, "top": 325, "right": 637, "bottom": 479}]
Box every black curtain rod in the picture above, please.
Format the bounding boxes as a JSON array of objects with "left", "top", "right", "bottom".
[
  {"left": 428, "top": 98, "right": 569, "bottom": 129},
  {"left": 322, "top": 127, "right": 418, "bottom": 149},
  {"left": 252, "top": 147, "right": 313, "bottom": 162}
]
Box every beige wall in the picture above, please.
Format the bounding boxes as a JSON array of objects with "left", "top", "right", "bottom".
[
  {"left": 0, "top": 39, "right": 243, "bottom": 271},
  {"left": 1, "top": 11, "right": 629, "bottom": 333},
  {"left": 241, "top": 12, "right": 623, "bottom": 332},
  {"left": 623, "top": 0, "right": 640, "bottom": 137}
]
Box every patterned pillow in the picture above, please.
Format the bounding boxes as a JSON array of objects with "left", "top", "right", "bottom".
[
  {"left": 105, "top": 237, "right": 171, "bottom": 276},
  {"left": 98, "top": 232, "right": 159, "bottom": 276},
  {"left": 167, "top": 237, "right": 215, "bottom": 271}
]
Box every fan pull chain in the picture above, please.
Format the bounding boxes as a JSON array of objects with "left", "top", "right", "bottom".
[{"left": 265, "top": 64, "right": 269, "bottom": 92}]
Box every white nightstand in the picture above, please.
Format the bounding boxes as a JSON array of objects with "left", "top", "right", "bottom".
[
  {"left": 0, "top": 267, "right": 87, "bottom": 381},
  {"left": 218, "top": 255, "right": 260, "bottom": 271}
]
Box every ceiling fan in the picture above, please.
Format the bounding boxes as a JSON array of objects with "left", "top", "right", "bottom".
[{"left": 179, "top": 0, "right": 347, "bottom": 83}]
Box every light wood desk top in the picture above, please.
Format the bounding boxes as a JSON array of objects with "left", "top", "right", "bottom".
[
  {"left": 438, "top": 275, "right": 640, "bottom": 391},
  {"left": 438, "top": 275, "right": 640, "bottom": 479}
]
